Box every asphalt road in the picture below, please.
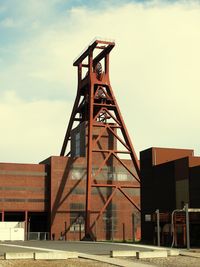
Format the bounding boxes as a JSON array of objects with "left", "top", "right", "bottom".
[{"left": 0, "top": 241, "right": 150, "bottom": 255}]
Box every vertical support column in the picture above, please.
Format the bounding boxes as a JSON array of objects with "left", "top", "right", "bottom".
[
  {"left": 94, "top": 219, "right": 97, "bottom": 241},
  {"left": 105, "top": 54, "right": 109, "bottom": 75},
  {"left": 185, "top": 203, "right": 190, "bottom": 250},
  {"left": 174, "top": 217, "right": 177, "bottom": 247},
  {"left": 183, "top": 224, "right": 186, "bottom": 246},
  {"left": 85, "top": 52, "right": 94, "bottom": 239},
  {"left": 64, "top": 221, "right": 67, "bottom": 241},
  {"left": 2, "top": 210, "right": 4, "bottom": 222},
  {"left": 122, "top": 223, "right": 125, "bottom": 242},
  {"left": 78, "top": 63, "right": 82, "bottom": 90},
  {"left": 25, "top": 210, "right": 28, "bottom": 240},
  {"left": 156, "top": 209, "right": 160, "bottom": 246},
  {"left": 132, "top": 213, "right": 135, "bottom": 242},
  {"left": 79, "top": 222, "right": 82, "bottom": 241}
]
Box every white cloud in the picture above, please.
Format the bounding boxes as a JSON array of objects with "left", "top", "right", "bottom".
[
  {"left": 0, "top": 91, "right": 71, "bottom": 163},
  {"left": 1, "top": 0, "right": 200, "bottom": 163}
]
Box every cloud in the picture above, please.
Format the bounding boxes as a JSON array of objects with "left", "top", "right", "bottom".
[
  {"left": 0, "top": 91, "right": 70, "bottom": 163},
  {"left": 1, "top": 0, "right": 200, "bottom": 163}
]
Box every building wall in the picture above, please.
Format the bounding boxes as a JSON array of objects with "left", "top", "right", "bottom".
[
  {"left": 140, "top": 158, "right": 176, "bottom": 243},
  {"left": 46, "top": 155, "right": 140, "bottom": 241},
  {"left": 140, "top": 147, "right": 200, "bottom": 244},
  {"left": 189, "top": 156, "right": 200, "bottom": 167},
  {"left": 0, "top": 162, "right": 48, "bottom": 212},
  {"left": 140, "top": 148, "right": 193, "bottom": 243},
  {"left": 153, "top": 161, "right": 176, "bottom": 211},
  {"left": 150, "top": 147, "right": 193, "bottom": 166},
  {"left": 47, "top": 156, "right": 86, "bottom": 240},
  {"left": 190, "top": 165, "right": 200, "bottom": 208},
  {"left": 174, "top": 157, "right": 189, "bottom": 209}
]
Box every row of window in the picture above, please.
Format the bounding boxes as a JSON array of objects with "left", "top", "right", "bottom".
[
  {"left": 0, "top": 170, "right": 47, "bottom": 177},
  {"left": 69, "top": 187, "right": 139, "bottom": 196},
  {"left": 0, "top": 186, "right": 45, "bottom": 192},
  {"left": 71, "top": 169, "right": 134, "bottom": 181},
  {"left": 0, "top": 198, "right": 47, "bottom": 202},
  {"left": 71, "top": 166, "right": 135, "bottom": 173}
]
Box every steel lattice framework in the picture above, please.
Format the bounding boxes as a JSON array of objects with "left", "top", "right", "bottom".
[{"left": 61, "top": 39, "right": 140, "bottom": 239}]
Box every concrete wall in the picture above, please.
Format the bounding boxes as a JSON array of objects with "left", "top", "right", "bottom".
[{"left": 0, "top": 221, "right": 25, "bottom": 241}]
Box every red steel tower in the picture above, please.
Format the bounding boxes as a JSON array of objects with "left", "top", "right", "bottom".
[{"left": 61, "top": 38, "right": 140, "bottom": 240}]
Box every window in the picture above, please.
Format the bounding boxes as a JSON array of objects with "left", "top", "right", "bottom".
[
  {"left": 71, "top": 167, "right": 86, "bottom": 180},
  {"left": 75, "top": 132, "right": 80, "bottom": 157},
  {"left": 70, "top": 203, "right": 84, "bottom": 210},
  {"left": 70, "top": 212, "right": 85, "bottom": 232},
  {"left": 117, "top": 173, "right": 128, "bottom": 181},
  {"left": 70, "top": 203, "right": 85, "bottom": 232}
]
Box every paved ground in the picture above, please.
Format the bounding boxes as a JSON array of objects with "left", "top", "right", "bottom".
[
  {"left": 0, "top": 241, "right": 156, "bottom": 267},
  {"left": 0, "top": 241, "right": 200, "bottom": 267},
  {"left": 0, "top": 241, "right": 150, "bottom": 255}
]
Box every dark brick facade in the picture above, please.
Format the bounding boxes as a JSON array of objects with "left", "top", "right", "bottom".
[{"left": 140, "top": 147, "right": 200, "bottom": 245}]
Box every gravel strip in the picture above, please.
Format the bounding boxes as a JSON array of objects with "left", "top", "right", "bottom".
[
  {"left": 135, "top": 255, "right": 200, "bottom": 267},
  {"left": 0, "top": 254, "right": 200, "bottom": 267},
  {"left": 0, "top": 259, "right": 112, "bottom": 267}
]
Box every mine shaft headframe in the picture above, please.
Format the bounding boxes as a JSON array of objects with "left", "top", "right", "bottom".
[
  {"left": 61, "top": 38, "right": 140, "bottom": 240},
  {"left": 60, "top": 38, "right": 115, "bottom": 157}
]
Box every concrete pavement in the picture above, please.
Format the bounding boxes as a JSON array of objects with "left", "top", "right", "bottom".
[{"left": 0, "top": 241, "right": 183, "bottom": 267}]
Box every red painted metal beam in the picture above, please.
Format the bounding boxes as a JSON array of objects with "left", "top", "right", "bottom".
[
  {"left": 85, "top": 51, "right": 94, "bottom": 238},
  {"left": 95, "top": 187, "right": 118, "bottom": 222},
  {"left": 92, "top": 152, "right": 112, "bottom": 180},
  {"left": 118, "top": 187, "right": 140, "bottom": 212},
  {"left": 107, "top": 126, "right": 130, "bottom": 151},
  {"left": 112, "top": 152, "right": 140, "bottom": 182}
]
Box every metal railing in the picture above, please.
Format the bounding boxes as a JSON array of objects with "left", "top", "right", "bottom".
[{"left": 28, "top": 232, "right": 50, "bottom": 240}]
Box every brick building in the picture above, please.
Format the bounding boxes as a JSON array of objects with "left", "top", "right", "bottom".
[
  {"left": 140, "top": 147, "right": 200, "bottom": 246},
  {"left": 0, "top": 162, "right": 48, "bottom": 237},
  {"left": 0, "top": 133, "right": 140, "bottom": 241}
]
